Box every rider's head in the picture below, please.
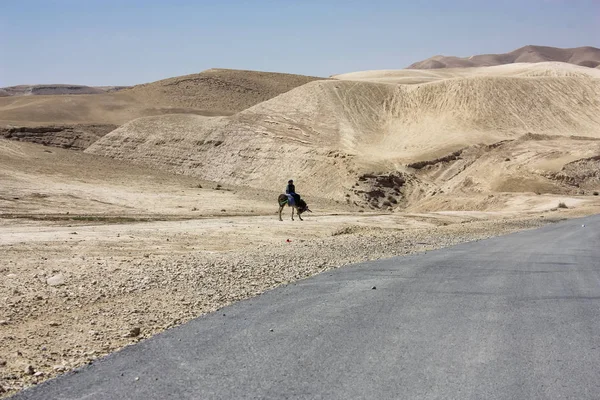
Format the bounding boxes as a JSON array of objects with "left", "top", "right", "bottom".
[{"left": 288, "top": 179, "right": 293, "bottom": 184}]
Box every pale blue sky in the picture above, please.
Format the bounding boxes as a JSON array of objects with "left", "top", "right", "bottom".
[{"left": 1, "top": 0, "right": 598, "bottom": 86}]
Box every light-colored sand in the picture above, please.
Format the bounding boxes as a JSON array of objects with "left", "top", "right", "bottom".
[
  {"left": 86, "top": 63, "right": 600, "bottom": 208},
  {"left": 333, "top": 62, "right": 600, "bottom": 84}
]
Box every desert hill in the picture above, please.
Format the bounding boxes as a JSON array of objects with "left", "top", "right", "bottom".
[
  {"left": 0, "top": 124, "right": 118, "bottom": 150},
  {"left": 123, "top": 68, "right": 325, "bottom": 114},
  {"left": 333, "top": 62, "right": 600, "bottom": 85},
  {"left": 0, "top": 84, "right": 129, "bottom": 96},
  {"left": 408, "top": 134, "right": 600, "bottom": 212},
  {"left": 0, "top": 69, "right": 324, "bottom": 127},
  {"left": 86, "top": 62, "right": 600, "bottom": 210},
  {"left": 408, "top": 45, "right": 600, "bottom": 69}
]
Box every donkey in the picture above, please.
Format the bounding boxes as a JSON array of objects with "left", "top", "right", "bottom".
[{"left": 278, "top": 194, "right": 311, "bottom": 221}]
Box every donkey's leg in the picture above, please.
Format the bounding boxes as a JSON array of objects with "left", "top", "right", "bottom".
[
  {"left": 291, "top": 207, "right": 295, "bottom": 221},
  {"left": 298, "top": 211, "right": 303, "bottom": 221},
  {"left": 278, "top": 205, "right": 284, "bottom": 221}
]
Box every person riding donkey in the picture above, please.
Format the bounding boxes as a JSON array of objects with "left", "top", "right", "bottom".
[
  {"left": 285, "top": 179, "right": 301, "bottom": 207},
  {"left": 278, "top": 179, "right": 311, "bottom": 221}
]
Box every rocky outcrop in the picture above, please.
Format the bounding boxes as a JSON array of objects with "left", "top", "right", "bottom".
[{"left": 0, "top": 125, "right": 118, "bottom": 150}]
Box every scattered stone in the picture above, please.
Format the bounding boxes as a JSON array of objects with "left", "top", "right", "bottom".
[
  {"left": 134, "top": 377, "right": 139, "bottom": 381},
  {"left": 0, "top": 320, "right": 8, "bottom": 326},
  {"left": 33, "top": 371, "right": 44, "bottom": 377},
  {"left": 372, "top": 286, "right": 377, "bottom": 290},
  {"left": 128, "top": 327, "right": 141, "bottom": 337},
  {"left": 25, "top": 365, "right": 35, "bottom": 375},
  {"left": 49, "top": 321, "right": 60, "bottom": 327},
  {"left": 47, "top": 274, "right": 65, "bottom": 286},
  {"left": 0, "top": 359, "right": 6, "bottom": 367},
  {"left": 0, "top": 213, "right": 577, "bottom": 395}
]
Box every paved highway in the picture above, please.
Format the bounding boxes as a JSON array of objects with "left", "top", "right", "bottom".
[{"left": 13, "top": 215, "right": 600, "bottom": 399}]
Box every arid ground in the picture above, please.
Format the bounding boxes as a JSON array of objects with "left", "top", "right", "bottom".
[{"left": 2, "top": 46, "right": 600, "bottom": 396}]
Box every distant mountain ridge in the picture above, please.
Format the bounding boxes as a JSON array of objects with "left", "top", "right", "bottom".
[
  {"left": 408, "top": 45, "right": 600, "bottom": 69},
  {"left": 0, "top": 84, "right": 129, "bottom": 97}
]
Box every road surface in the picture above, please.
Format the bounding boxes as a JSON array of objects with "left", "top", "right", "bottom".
[{"left": 12, "top": 215, "right": 600, "bottom": 399}]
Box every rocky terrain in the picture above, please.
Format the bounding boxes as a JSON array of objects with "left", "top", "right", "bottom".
[
  {"left": 2, "top": 51, "right": 600, "bottom": 398},
  {"left": 2, "top": 208, "right": 593, "bottom": 397},
  {"left": 0, "top": 125, "right": 117, "bottom": 150},
  {"left": 86, "top": 63, "right": 600, "bottom": 210},
  {"left": 2, "top": 138, "right": 599, "bottom": 397}
]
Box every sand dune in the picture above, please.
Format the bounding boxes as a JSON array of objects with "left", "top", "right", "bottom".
[
  {"left": 408, "top": 45, "right": 600, "bottom": 69},
  {"left": 86, "top": 63, "right": 600, "bottom": 209}
]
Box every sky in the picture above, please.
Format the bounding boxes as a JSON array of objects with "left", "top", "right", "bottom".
[{"left": 1, "top": 0, "right": 599, "bottom": 86}]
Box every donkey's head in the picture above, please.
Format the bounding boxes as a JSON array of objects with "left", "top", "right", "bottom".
[{"left": 297, "top": 199, "right": 312, "bottom": 215}]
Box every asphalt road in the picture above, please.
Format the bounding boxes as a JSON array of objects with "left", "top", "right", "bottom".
[{"left": 12, "top": 215, "right": 600, "bottom": 399}]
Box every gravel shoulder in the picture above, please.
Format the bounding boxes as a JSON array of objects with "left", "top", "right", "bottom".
[
  {"left": 2, "top": 140, "right": 599, "bottom": 397},
  {"left": 1, "top": 207, "right": 596, "bottom": 397}
]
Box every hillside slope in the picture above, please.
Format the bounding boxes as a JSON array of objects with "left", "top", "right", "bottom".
[
  {"left": 0, "top": 69, "right": 324, "bottom": 126},
  {"left": 409, "top": 134, "right": 600, "bottom": 211},
  {"left": 408, "top": 45, "right": 600, "bottom": 69},
  {"left": 86, "top": 65, "right": 600, "bottom": 209},
  {"left": 334, "top": 62, "right": 600, "bottom": 85},
  {"left": 123, "top": 68, "right": 325, "bottom": 114}
]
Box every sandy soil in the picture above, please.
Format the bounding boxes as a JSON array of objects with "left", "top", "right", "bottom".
[
  {"left": 0, "top": 69, "right": 323, "bottom": 127},
  {"left": 2, "top": 61, "right": 600, "bottom": 397},
  {"left": 1, "top": 140, "right": 600, "bottom": 397},
  {"left": 333, "top": 61, "right": 600, "bottom": 84},
  {"left": 85, "top": 66, "right": 600, "bottom": 207}
]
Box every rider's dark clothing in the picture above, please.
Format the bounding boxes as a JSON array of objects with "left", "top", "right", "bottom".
[{"left": 286, "top": 183, "right": 300, "bottom": 204}]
